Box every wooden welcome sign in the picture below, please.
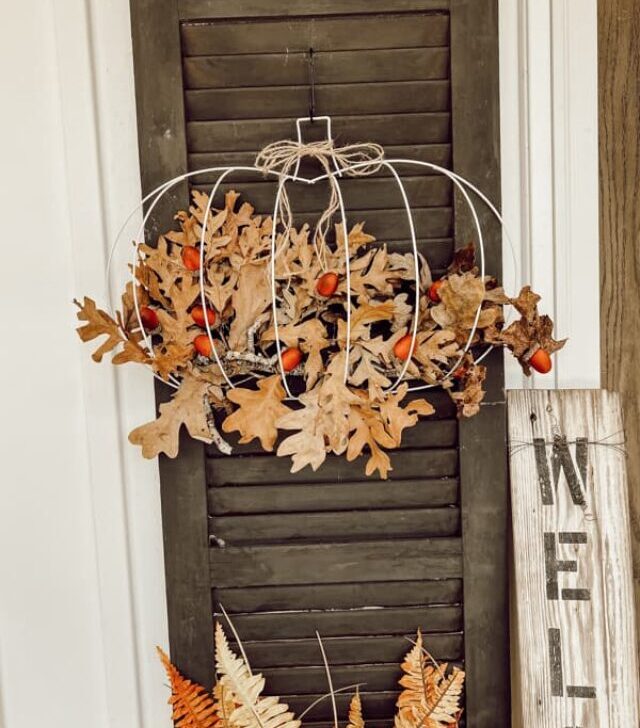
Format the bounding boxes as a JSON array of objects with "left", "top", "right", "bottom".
[{"left": 508, "top": 389, "right": 639, "bottom": 726}]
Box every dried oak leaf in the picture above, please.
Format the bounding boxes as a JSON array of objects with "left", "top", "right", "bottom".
[
  {"left": 447, "top": 241, "right": 476, "bottom": 274},
  {"left": 228, "top": 263, "right": 271, "bottom": 351},
  {"left": 349, "top": 347, "right": 392, "bottom": 400},
  {"left": 431, "top": 273, "right": 497, "bottom": 334},
  {"left": 129, "top": 372, "right": 216, "bottom": 458},
  {"left": 339, "top": 299, "right": 396, "bottom": 343},
  {"left": 346, "top": 401, "right": 396, "bottom": 479},
  {"left": 413, "top": 329, "right": 461, "bottom": 380},
  {"left": 487, "top": 286, "right": 567, "bottom": 373},
  {"left": 347, "top": 247, "right": 397, "bottom": 296},
  {"left": 335, "top": 221, "right": 376, "bottom": 253},
  {"left": 318, "top": 352, "right": 363, "bottom": 454},
  {"left": 276, "top": 390, "right": 327, "bottom": 472},
  {"left": 377, "top": 384, "right": 435, "bottom": 444},
  {"left": 74, "top": 297, "right": 149, "bottom": 365},
  {"left": 262, "top": 318, "right": 330, "bottom": 389},
  {"left": 450, "top": 363, "right": 486, "bottom": 417},
  {"left": 222, "top": 374, "right": 290, "bottom": 452}
]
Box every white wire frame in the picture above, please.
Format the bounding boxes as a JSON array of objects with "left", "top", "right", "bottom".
[{"left": 105, "top": 149, "right": 516, "bottom": 399}]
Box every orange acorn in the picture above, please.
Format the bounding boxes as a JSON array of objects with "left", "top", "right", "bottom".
[
  {"left": 191, "top": 304, "right": 216, "bottom": 328},
  {"left": 181, "top": 246, "right": 201, "bottom": 271},
  {"left": 139, "top": 306, "right": 159, "bottom": 331},
  {"left": 452, "top": 365, "right": 467, "bottom": 380},
  {"left": 281, "top": 347, "right": 303, "bottom": 372},
  {"left": 316, "top": 271, "right": 339, "bottom": 297},
  {"left": 393, "top": 334, "right": 415, "bottom": 361},
  {"left": 194, "top": 334, "right": 213, "bottom": 358},
  {"left": 529, "top": 348, "right": 552, "bottom": 374},
  {"left": 428, "top": 279, "right": 444, "bottom": 303}
]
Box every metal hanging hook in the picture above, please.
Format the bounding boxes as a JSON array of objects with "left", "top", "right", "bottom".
[{"left": 308, "top": 47, "right": 316, "bottom": 123}]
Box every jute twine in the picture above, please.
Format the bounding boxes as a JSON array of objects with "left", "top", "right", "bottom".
[{"left": 255, "top": 138, "right": 385, "bottom": 268}]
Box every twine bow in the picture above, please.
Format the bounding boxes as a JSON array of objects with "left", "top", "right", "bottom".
[{"left": 255, "top": 138, "right": 385, "bottom": 267}]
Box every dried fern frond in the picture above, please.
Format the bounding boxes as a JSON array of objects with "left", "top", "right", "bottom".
[
  {"left": 157, "top": 647, "right": 218, "bottom": 728},
  {"left": 214, "top": 680, "right": 240, "bottom": 728},
  {"left": 395, "top": 631, "right": 464, "bottom": 728},
  {"left": 346, "top": 691, "right": 365, "bottom": 728},
  {"left": 215, "top": 623, "right": 301, "bottom": 728}
]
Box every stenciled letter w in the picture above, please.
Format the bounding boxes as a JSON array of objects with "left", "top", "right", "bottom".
[{"left": 533, "top": 435, "right": 588, "bottom": 506}]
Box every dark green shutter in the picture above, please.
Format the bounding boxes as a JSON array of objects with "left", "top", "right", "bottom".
[{"left": 129, "top": 2, "right": 509, "bottom": 725}]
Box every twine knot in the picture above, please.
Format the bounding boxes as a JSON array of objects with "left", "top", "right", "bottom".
[{"left": 255, "top": 138, "right": 385, "bottom": 266}]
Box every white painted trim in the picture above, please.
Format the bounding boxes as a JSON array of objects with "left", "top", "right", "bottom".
[
  {"left": 51, "top": 1, "right": 170, "bottom": 727},
  {"left": 499, "top": 0, "right": 600, "bottom": 390}
]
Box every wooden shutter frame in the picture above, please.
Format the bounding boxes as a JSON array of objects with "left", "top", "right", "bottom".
[{"left": 129, "top": 1, "right": 509, "bottom": 724}]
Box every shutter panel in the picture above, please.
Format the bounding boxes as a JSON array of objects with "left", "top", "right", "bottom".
[{"left": 129, "top": 1, "right": 509, "bottom": 725}]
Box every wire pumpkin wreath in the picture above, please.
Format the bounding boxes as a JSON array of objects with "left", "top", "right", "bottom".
[{"left": 75, "top": 115, "right": 566, "bottom": 478}]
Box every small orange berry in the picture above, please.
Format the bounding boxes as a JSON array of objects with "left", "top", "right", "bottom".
[
  {"left": 393, "top": 334, "right": 415, "bottom": 361},
  {"left": 280, "top": 347, "right": 303, "bottom": 372},
  {"left": 181, "top": 246, "right": 201, "bottom": 271},
  {"left": 428, "top": 279, "right": 444, "bottom": 303},
  {"left": 191, "top": 305, "right": 216, "bottom": 328},
  {"left": 316, "top": 271, "right": 339, "bottom": 297},
  {"left": 529, "top": 348, "right": 552, "bottom": 374},
  {"left": 194, "top": 334, "right": 213, "bottom": 358},
  {"left": 139, "top": 306, "right": 159, "bottom": 331}
]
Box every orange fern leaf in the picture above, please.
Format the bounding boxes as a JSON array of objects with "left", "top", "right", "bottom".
[
  {"left": 395, "top": 631, "right": 464, "bottom": 728},
  {"left": 158, "top": 647, "right": 219, "bottom": 728},
  {"left": 346, "top": 690, "right": 365, "bottom": 728}
]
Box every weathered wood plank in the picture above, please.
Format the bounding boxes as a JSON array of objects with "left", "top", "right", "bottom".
[
  {"left": 229, "top": 632, "right": 463, "bottom": 667},
  {"left": 599, "top": 0, "right": 640, "bottom": 650},
  {"left": 209, "top": 537, "right": 462, "bottom": 587},
  {"left": 208, "top": 478, "right": 459, "bottom": 516},
  {"left": 181, "top": 14, "right": 449, "bottom": 56},
  {"left": 187, "top": 144, "right": 453, "bottom": 180},
  {"left": 130, "top": 0, "right": 215, "bottom": 690},
  {"left": 213, "top": 578, "right": 462, "bottom": 611},
  {"left": 190, "top": 175, "right": 452, "bottom": 211},
  {"left": 185, "top": 80, "right": 450, "bottom": 121},
  {"left": 450, "top": 1, "right": 508, "bottom": 724},
  {"left": 183, "top": 47, "right": 449, "bottom": 89},
  {"left": 206, "top": 448, "right": 458, "bottom": 485},
  {"left": 210, "top": 507, "right": 460, "bottom": 544},
  {"left": 224, "top": 604, "right": 462, "bottom": 640},
  {"left": 187, "top": 114, "right": 451, "bottom": 151},
  {"left": 283, "top": 691, "right": 396, "bottom": 721},
  {"left": 178, "top": 0, "right": 451, "bottom": 20},
  {"left": 262, "top": 662, "right": 421, "bottom": 694},
  {"left": 208, "top": 417, "right": 456, "bottom": 458},
  {"left": 508, "top": 390, "right": 639, "bottom": 726}
]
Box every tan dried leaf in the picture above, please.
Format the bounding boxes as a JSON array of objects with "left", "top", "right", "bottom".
[
  {"left": 430, "top": 273, "right": 485, "bottom": 332},
  {"left": 346, "top": 402, "right": 395, "bottom": 479},
  {"left": 222, "top": 375, "right": 290, "bottom": 451},
  {"left": 377, "top": 384, "right": 435, "bottom": 444},
  {"left": 450, "top": 363, "right": 486, "bottom": 417},
  {"left": 128, "top": 372, "right": 214, "bottom": 458},
  {"left": 228, "top": 263, "right": 271, "bottom": 351},
  {"left": 276, "top": 390, "right": 327, "bottom": 472},
  {"left": 74, "top": 297, "right": 149, "bottom": 365}
]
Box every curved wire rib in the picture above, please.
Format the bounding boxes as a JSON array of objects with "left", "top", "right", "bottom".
[{"left": 106, "top": 138, "right": 520, "bottom": 398}]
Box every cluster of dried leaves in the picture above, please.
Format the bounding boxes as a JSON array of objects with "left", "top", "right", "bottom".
[
  {"left": 159, "top": 624, "right": 464, "bottom": 728},
  {"left": 75, "top": 189, "right": 565, "bottom": 477}
]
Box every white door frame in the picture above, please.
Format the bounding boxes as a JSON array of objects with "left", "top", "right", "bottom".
[
  {"left": 52, "top": 1, "right": 600, "bottom": 725},
  {"left": 499, "top": 0, "right": 600, "bottom": 390}
]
